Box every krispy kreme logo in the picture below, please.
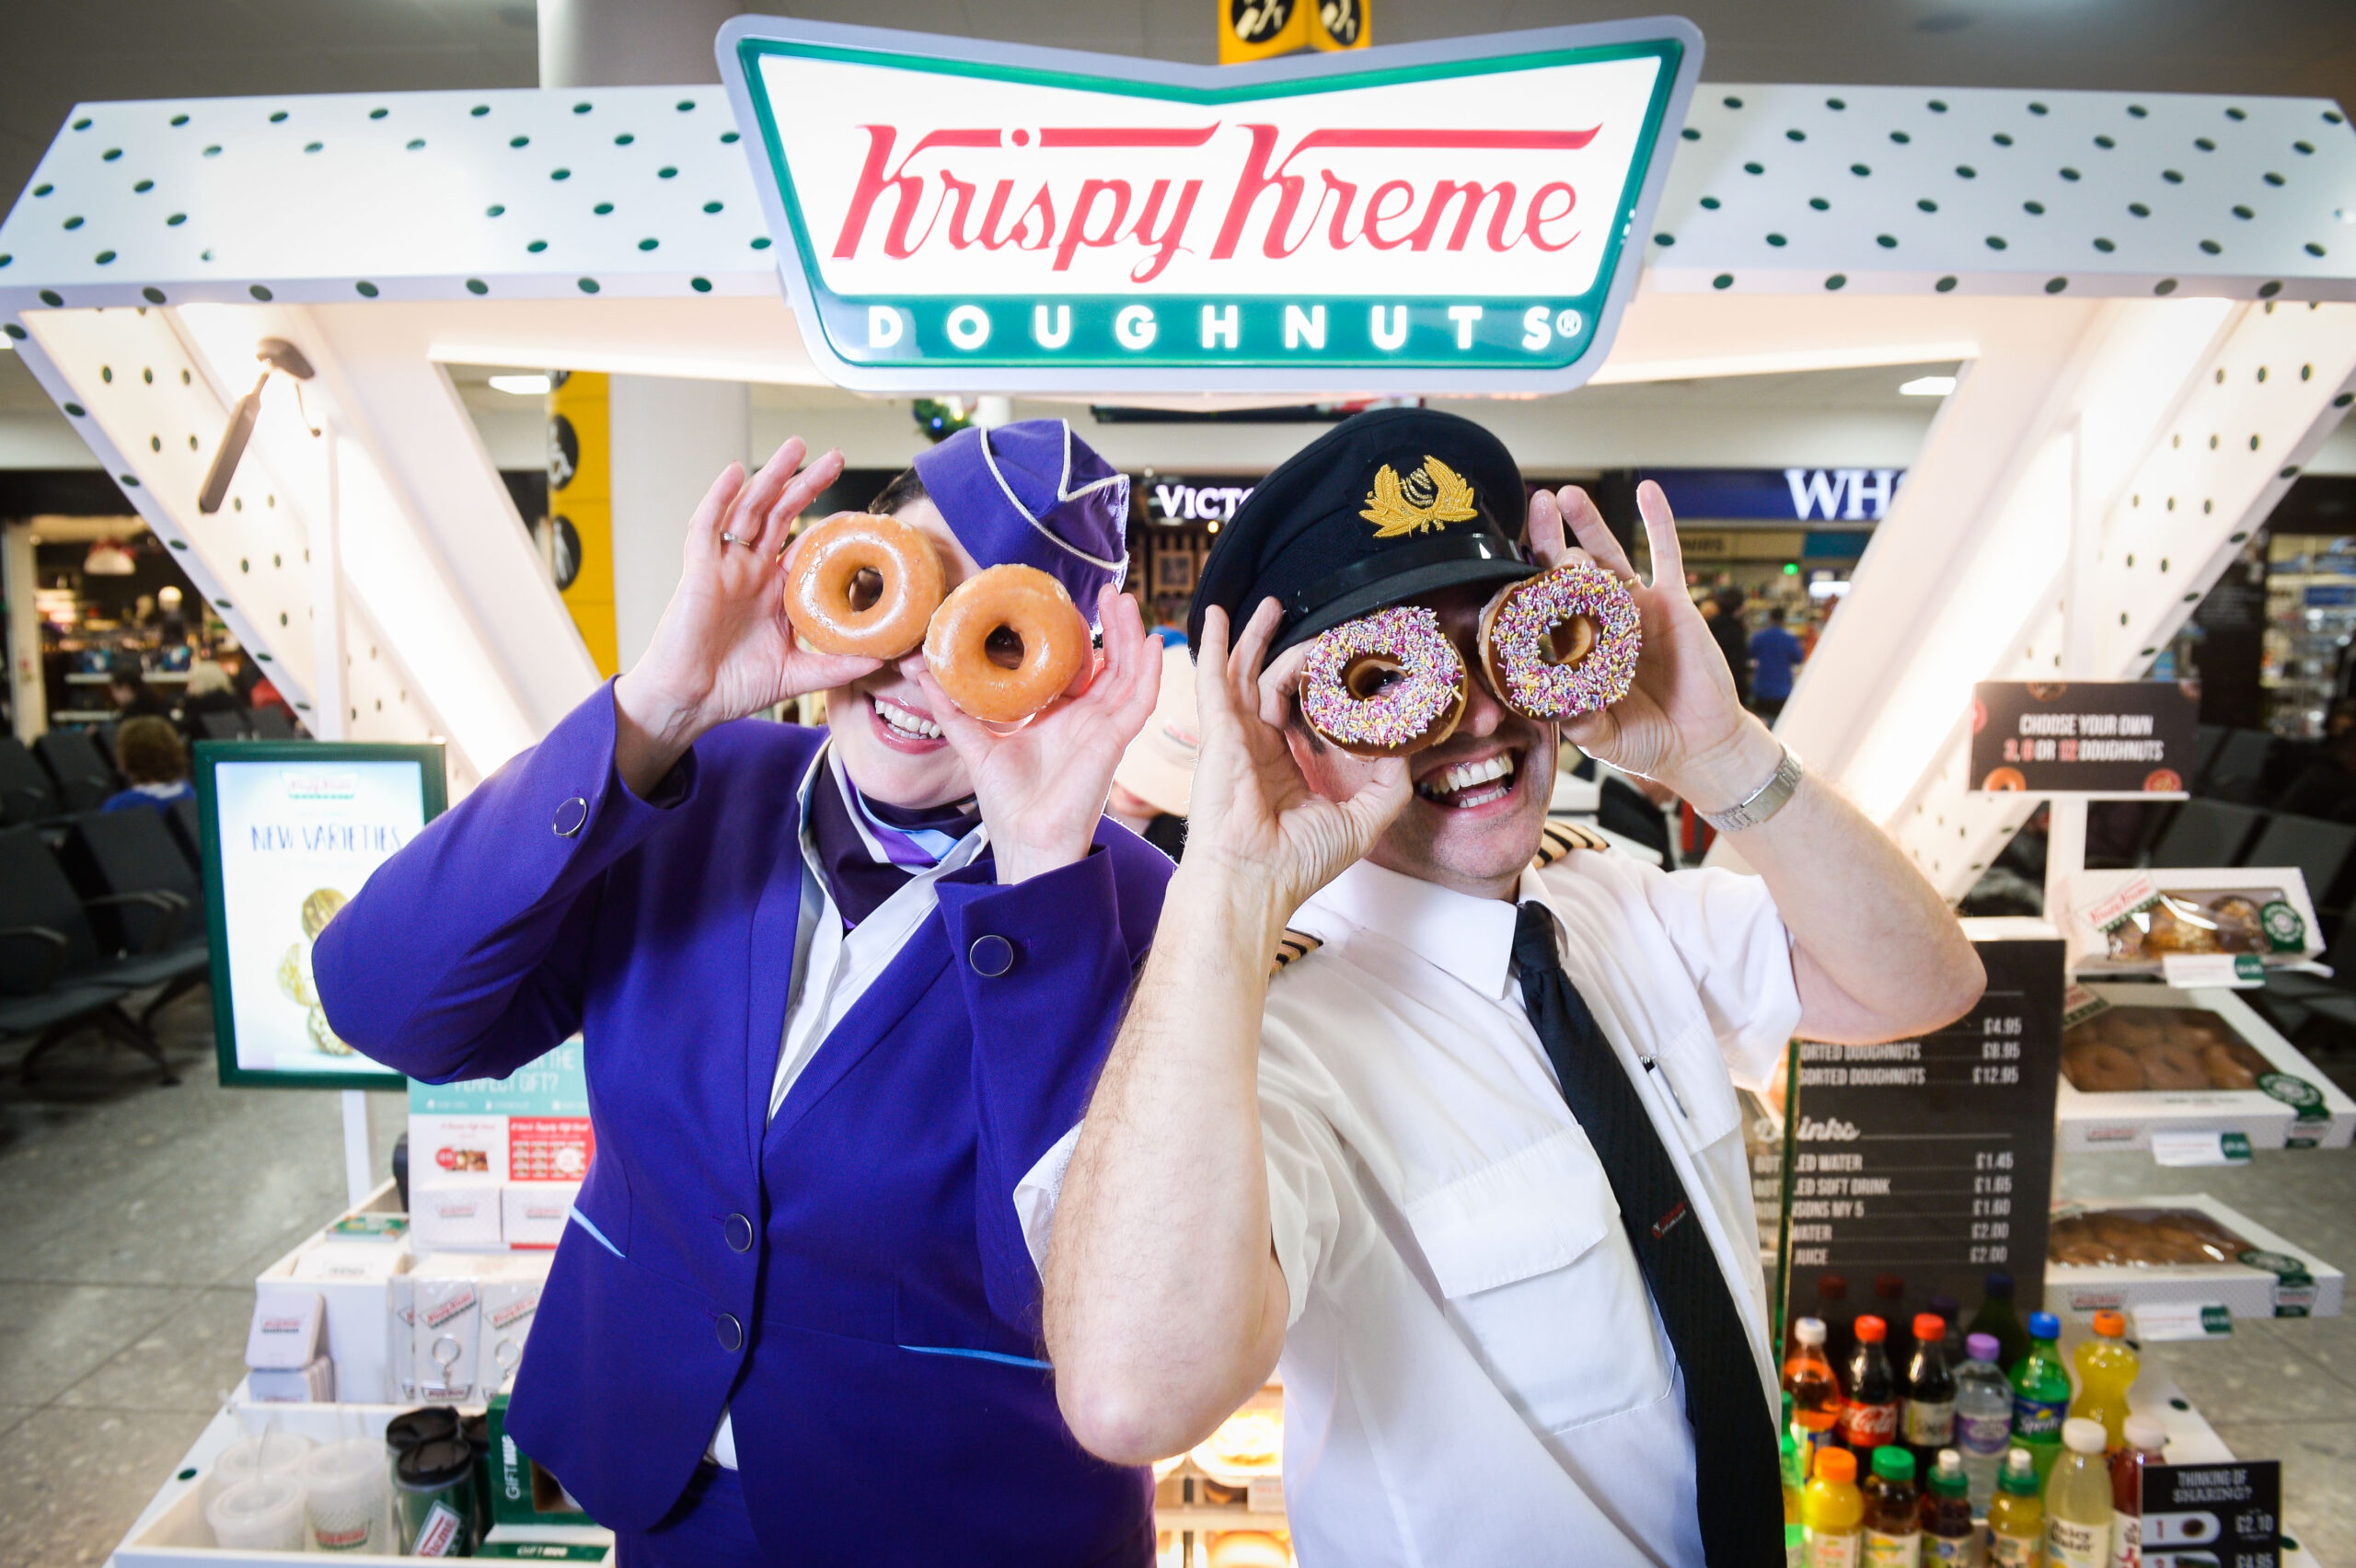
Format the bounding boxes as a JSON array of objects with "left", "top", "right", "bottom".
[{"left": 722, "top": 19, "right": 1697, "bottom": 387}]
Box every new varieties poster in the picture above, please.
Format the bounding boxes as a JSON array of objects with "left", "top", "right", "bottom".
[{"left": 212, "top": 758, "right": 426, "bottom": 1078}]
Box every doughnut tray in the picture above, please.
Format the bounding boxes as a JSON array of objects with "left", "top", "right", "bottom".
[
  {"left": 2045, "top": 1193, "right": 2343, "bottom": 1320},
  {"left": 2056, "top": 985, "right": 2355, "bottom": 1153}
]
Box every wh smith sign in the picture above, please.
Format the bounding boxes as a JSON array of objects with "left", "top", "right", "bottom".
[
  {"left": 717, "top": 17, "right": 1702, "bottom": 393},
  {"left": 1645, "top": 467, "right": 1908, "bottom": 523}
]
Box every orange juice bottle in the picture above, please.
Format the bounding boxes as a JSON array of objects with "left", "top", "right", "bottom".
[
  {"left": 1805, "top": 1447, "right": 1866, "bottom": 1568},
  {"left": 2069, "top": 1312, "right": 2138, "bottom": 1450}
]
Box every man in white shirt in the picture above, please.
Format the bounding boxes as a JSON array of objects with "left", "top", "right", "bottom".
[{"left": 1042, "top": 409, "right": 1986, "bottom": 1568}]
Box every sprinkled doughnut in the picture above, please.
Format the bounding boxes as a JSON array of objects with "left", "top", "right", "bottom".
[
  {"left": 1477, "top": 563, "right": 1642, "bottom": 720},
  {"left": 1298, "top": 606, "right": 1468, "bottom": 757},
  {"left": 785, "top": 512, "right": 945, "bottom": 659},
  {"left": 922, "top": 564, "right": 1090, "bottom": 724}
]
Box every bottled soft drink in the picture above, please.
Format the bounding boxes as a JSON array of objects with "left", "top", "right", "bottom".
[
  {"left": 1905, "top": 1312, "right": 1958, "bottom": 1469},
  {"left": 1840, "top": 1316, "right": 1900, "bottom": 1453},
  {"left": 1987, "top": 1448, "right": 2045, "bottom": 1568},
  {"left": 2010, "top": 1312, "right": 2073, "bottom": 1483},
  {"left": 1877, "top": 1274, "right": 1911, "bottom": 1358},
  {"left": 1928, "top": 1294, "right": 1967, "bottom": 1362},
  {"left": 2070, "top": 1312, "right": 2138, "bottom": 1449},
  {"left": 1819, "top": 1273, "right": 1856, "bottom": 1369},
  {"left": 1806, "top": 1447, "right": 1866, "bottom": 1568},
  {"left": 1862, "top": 1447, "right": 1922, "bottom": 1568},
  {"left": 1969, "top": 1273, "right": 2032, "bottom": 1371},
  {"left": 1922, "top": 1449, "right": 1978, "bottom": 1568},
  {"left": 1954, "top": 1332, "right": 2015, "bottom": 1514},
  {"left": 2043, "top": 1420, "right": 2115, "bottom": 1568},
  {"left": 1785, "top": 1393, "right": 1808, "bottom": 1568},
  {"left": 2107, "top": 1413, "right": 2167, "bottom": 1568},
  {"left": 1786, "top": 1316, "right": 1845, "bottom": 1450}
]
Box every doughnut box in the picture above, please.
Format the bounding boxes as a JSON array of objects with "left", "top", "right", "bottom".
[
  {"left": 2045, "top": 1193, "right": 2343, "bottom": 1320},
  {"left": 2056, "top": 984, "right": 2354, "bottom": 1152},
  {"left": 2061, "top": 868, "right": 2325, "bottom": 978}
]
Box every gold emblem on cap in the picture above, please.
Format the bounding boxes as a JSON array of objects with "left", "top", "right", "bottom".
[{"left": 1360, "top": 457, "right": 1479, "bottom": 538}]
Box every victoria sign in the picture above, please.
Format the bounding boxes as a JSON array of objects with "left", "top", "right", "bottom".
[{"left": 717, "top": 17, "right": 1701, "bottom": 392}]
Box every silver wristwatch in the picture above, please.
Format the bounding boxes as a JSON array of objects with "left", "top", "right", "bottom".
[{"left": 1699, "top": 746, "right": 1805, "bottom": 835}]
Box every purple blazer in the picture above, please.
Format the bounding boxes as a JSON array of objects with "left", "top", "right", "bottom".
[{"left": 314, "top": 686, "right": 1172, "bottom": 1564}]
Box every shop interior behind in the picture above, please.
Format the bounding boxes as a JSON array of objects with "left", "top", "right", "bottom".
[{"left": 6, "top": 368, "right": 2356, "bottom": 1562}]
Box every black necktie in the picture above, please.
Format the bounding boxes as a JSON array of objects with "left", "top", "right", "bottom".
[{"left": 1511, "top": 901, "right": 1784, "bottom": 1568}]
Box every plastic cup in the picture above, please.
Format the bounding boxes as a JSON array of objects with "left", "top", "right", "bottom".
[
  {"left": 300, "top": 1437, "right": 389, "bottom": 1553},
  {"left": 207, "top": 1473, "right": 307, "bottom": 1552},
  {"left": 201, "top": 1430, "right": 314, "bottom": 1512}
]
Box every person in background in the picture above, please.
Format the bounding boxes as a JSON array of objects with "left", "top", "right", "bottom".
[
  {"left": 1105, "top": 640, "right": 1199, "bottom": 861},
  {"left": 179, "top": 659, "right": 245, "bottom": 738},
  {"left": 1707, "top": 585, "right": 1752, "bottom": 709},
  {"left": 1748, "top": 606, "right": 1806, "bottom": 722},
  {"left": 107, "top": 661, "right": 171, "bottom": 722},
  {"left": 103, "top": 716, "right": 193, "bottom": 813}
]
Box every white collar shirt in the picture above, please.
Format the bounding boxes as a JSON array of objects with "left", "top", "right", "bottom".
[
  {"left": 711, "top": 741, "right": 989, "bottom": 1470},
  {"left": 1259, "top": 849, "right": 1799, "bottom": 1568}
]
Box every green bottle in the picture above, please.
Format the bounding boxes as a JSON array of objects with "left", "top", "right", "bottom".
[
  {"left": 1968, "top": 1271, "right": 2032, "bottom": 1371},
  {"left": 1784, "top": 1393, "right": 1808, "bottom": 1568},
  {"left": 2010, "top": 1311, "right": 2072, "bottom": 1484}
]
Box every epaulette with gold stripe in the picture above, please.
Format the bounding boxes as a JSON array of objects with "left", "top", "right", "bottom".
[
  {"left": 1269, "top": 929, "right": 1322, "bottom": 979},
  {"left": 1531, "top": 819, "right": 1612, "bottom": 870}
]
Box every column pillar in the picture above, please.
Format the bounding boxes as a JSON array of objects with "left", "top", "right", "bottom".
[
  {"left": 2, "top": 520, "right": 45, "bottom": 739},
  {"left": 540, "top": 0, "right": 753, "bottom": 680}
]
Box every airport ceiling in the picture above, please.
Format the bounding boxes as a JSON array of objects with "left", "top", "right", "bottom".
[{"left": 2, "top": 0, "right": 2350, "bottom": 214}]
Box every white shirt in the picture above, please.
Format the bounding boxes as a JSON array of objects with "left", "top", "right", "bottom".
[
  {"left": 711, "top": 744, "right": 991, "bottom": 1470},
  {"left": 1258, "top": 852, "right": 1799, "bottom": 1568}
]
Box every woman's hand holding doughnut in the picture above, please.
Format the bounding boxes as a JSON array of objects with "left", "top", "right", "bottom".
[
  {"left": 909, "top": 584, "right": 1165, "bottom": 886},
  {"left": 614, "top": 438, "right": 883, "bottom": 799}
]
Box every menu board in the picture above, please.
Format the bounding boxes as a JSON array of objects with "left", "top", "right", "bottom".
[
  {"left": 1969, "top": 681, "right": 2200, "bottom": 795},
  {"left": 197, "top": 741, "right": 446, "bottom": 1089},
  {"left": 1782, "top": 934, "right": 2064, "bottom": 1332}
]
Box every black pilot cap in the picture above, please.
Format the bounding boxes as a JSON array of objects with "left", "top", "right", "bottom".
[{"left": 1187, "top": 407, "right": 1538, "bottom": 656}]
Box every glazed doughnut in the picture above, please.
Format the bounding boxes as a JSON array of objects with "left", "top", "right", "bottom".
[
  {"left": 922, "top": 563, "right": 1090, "bottom": 724},
  {"left": 1476, "top": 562, "right": 1641, "bottom": 720},
  {"left": 1298, "top": 606, "right": 1468, "bottom": 757},
  {"left": 785, "top": 512, "right": 946, "bottom": 658},
  {"left": 2200, "top": 1043, "right": 2260, "bottom": 1090},
  {"left": 2133, "top": 1038, "right": 2211, "bottom": 1090},
  {"left": 2107, "top": 1010, "right": 2167, "bottom": 1051},
  {"left": 2064, "top": 1041, "right": 2146, "bottom": 1093}
]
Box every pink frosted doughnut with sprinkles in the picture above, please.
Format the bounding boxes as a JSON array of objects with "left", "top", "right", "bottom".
[
  {"left": 1477, "top": 563, "right": 1642, "bottom": 720},
  {"left": 1297, "top": 605, "right": 1468, "bottom": 757}
]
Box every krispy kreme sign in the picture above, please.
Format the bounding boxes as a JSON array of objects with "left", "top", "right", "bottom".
[{"left": 718, "top": 17, "right": 1701, "bottom": 392}]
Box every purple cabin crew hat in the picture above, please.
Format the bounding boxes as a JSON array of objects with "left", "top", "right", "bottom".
[{"left": 912, "top": 419, "right": 1130, "bottom": 628}]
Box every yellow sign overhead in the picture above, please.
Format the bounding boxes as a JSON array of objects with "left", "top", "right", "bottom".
[
  {"left": 1218, "top": 0, "right": 1307, "bottom": 63},
  {"left": 1310, "top": 0, "right": 1369, "bottom": 52}
]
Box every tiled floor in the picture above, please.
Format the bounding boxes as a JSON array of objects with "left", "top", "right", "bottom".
[
  {"left": 0, "top": 997, "right": 2350, "bottom": 1565},
  {"left": 0, "top": 996, "right": 402, "bottom": 1566}
]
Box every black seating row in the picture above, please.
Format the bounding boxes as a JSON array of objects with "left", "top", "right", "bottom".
[
  {"left": 0, "top": 730, "right": 121, "bottom": 824},
  {"left": 0, "top": 809, "right": 212, "bottom": 1084}
]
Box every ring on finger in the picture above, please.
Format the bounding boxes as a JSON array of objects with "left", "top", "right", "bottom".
[{"left": 719, "top": 530, "right": 756, "bottom": 550}]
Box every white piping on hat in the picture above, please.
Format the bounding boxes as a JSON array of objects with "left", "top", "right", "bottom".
[{"left": 977, "top": 419, "right": 1129, "bottom": 575}]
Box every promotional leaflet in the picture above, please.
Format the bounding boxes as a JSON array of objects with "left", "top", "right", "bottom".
[
  {"left": 1783, "top": 934, "right": 2063, "bottom": 1327},
  {"left": 2142, "top": 1461, "right": 2280, "bottom": 1568},
  {"left": 1969, "top": 681, "right": 2200, "bottom": 796},
  {"left": 410, "top": 1038, "right": 592, "bottom": 1250},
  {"left": 198, "top": 742, "right": 446, "bottom": 1088}
]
